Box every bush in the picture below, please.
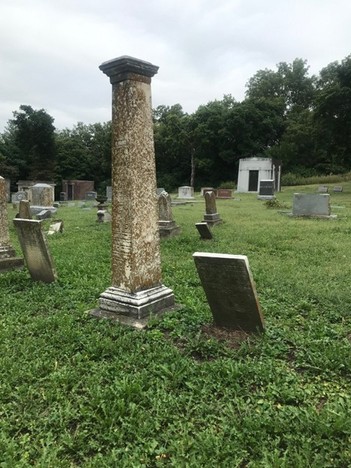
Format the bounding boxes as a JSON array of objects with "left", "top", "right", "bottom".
[
  {"left": 218, "top": 180, "right": 236, "bottom": 189},
  {"left": 282, "top": 171, "right": 351, "bottom": 187}
]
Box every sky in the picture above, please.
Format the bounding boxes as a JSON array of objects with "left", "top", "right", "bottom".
[{"left": 0, "top": 0, "right": 351, "bottom": 133}]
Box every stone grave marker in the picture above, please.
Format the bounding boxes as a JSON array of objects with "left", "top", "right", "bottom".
[
  {"left": 333, "top": 186, "right": 343, "bottom": 192},
  {"left": 18, "top": 200, "right": 32, "bottom": 219},
  {"left": 158, "top": 191, "right": 180, "bottom": 237},
  {"left": 257, "top": 180, "right": 275, "bottom": 200},
  {"left": 318, "top": 185, "right": 328, "bottom": 193},
  {"left": 13, "top": 219, "right": 57, "bottom": 283},
  {"left": 195, "top": 222, "right": 213, "bottom": 240},
  {"left": 203, "top": 191, "right": 222, "bottom": 226},
  {"left": 157, "top": 187, "right": 166, "bottom": 195},
  {"left": 0, "top": 177, "right": 24, "bottom": 272},
  {"left": 85, "top": 191, "right": 97, "bottom": 201},
  {"left": 292, "top": 193, "right": 333, "bottom": 217},
  {"left": 36, "top": 209, "right": 52, "bottom": 220},
  {"left": 91, "top": 55, "right": 177, "bottom": 327},
  {"left": 216, "top": 188, "right": 233, "bottom": 199},
  {"left": 201, "top": 187, "right": 215, "bottom": 196},
  {"left": 47, "top": 221, "right": 64, "bottom": 235},
  {"left": 31, "top": 183, "right": 56, "bottom": 216},
  {"left": 193, "top": 252, "right": 264, "bottom": 332},
  {"left": 106, "top": 186, "right": 112, "bottom": 202},
  {"left": 178, "top": 186, "right": 194, "bottom": 199}
]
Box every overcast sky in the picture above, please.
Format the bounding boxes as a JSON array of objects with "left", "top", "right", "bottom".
[{"left": 0, "top": 0, "right": 350, "bottom": 132}]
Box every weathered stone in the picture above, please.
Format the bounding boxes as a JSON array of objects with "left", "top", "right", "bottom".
[
  {"left": 85, "top": 191, "right": 97, "bottom": 201},
  {"left": 178, "top": 186, "right": 194, "bottom": 199},
  {"left": 158, "top": 192, "right": 180, "bottom": 237},
  {"left": 30, "top": 183, "right": 56, "bottom": 216},
  {"left": 216, "top": 188, "right": 233, "bottom": 199},
  {"left": 201, "top": 187, "right": 215, "bottom": 196},
  {"left": 12, "top": 191, "right": 27, "bottom": 204},
  {"left": 292, "top": 193, "right": 332, "bottom": 217},
  {"left": 333, "top": 186, "right": 343, "bottom": 192},
  {"left": 47, "top": 221, "right": 64, "bottom": 235},
  {"left": 18, "top": 200, "right": 32, "bottom": 219},
  {"left": 193, "top": 252, "right": 264, "bottom": 332},
  {"left": 13, "top": 219, "right": 56, "bottom": 283},
  {"left": 257, "top": 180, "right": 275, "bottom": 200},
  {"left": 94, "top": 55, "right": 176, "bottom": 326},
  {"left": 196, "top": 222, "right": 213, "bottom": 240},
  {"left": 0, "top": 176, "right": 24, "bottom": 272},
  {"left": 203, "top": 191, "right": 222, "bottom": 226},
  {"left": 36, "top": 209, "right": 52, "bottom": 220},
  {"left": 318, "top": 185, "right": 328, "bottom": 193},
  {"left": 106, "top": 186, "right": 112, "bottom": 202}
]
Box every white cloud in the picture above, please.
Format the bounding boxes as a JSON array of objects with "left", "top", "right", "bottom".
[{"left": 0, "top": 0, "right": 350, "bottom": 131}]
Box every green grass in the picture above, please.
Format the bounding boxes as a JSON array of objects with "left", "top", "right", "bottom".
[{"left": 1, "top": 187, "right": 351, "bottom": 467}]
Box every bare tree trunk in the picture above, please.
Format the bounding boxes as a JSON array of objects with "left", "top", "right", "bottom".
[{"left": 190, "top": 146, "right": 195, "bottom": 187}]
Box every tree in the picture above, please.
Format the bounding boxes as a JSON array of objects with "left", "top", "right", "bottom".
[{"left": 9, "top": 105, "right": 56, "bottom": 180}]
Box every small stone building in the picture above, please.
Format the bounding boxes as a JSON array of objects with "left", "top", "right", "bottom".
[
  {"left": 236, "top": 158, "right": 282, "bottom": 193},
  {"left": 62, "top": 180, "right": 95, "bottom": 201}
]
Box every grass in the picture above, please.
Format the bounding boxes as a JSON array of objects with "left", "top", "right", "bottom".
[{"left": 1, "top": 185, "right": 351, "bottom": 467}]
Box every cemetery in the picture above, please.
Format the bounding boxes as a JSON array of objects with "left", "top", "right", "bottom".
[
  {"left": 1, "top": 183, "right": 351, "bottom": 465},
  {"left": 1, "top": 55, "right": 351, "bottom": 465}
]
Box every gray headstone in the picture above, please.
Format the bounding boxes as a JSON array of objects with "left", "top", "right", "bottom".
[
  {"left": 318, "top": 185, "right": 328, "bottom": 193},
  {"left": 259, "top": 180, "right": 274, "bottom": 196},
  {"left": 13, "top": 219, "right": 57, "bottom": 283},
  {"left": 12, "top": 191, "right": 27, "bottom": 203},
  {"left": 106, "top": 186, "right": 112, "bottom": 202},
  {"left": 333, "top": 186, "right": 343, "bottom": 192},
  {"left": 203, "top": 191, "right": 222, "bottom": 226},
  {"left": 193, "top": 252, "right": 264, "bottom": 332},
  {"left": 178, "top": 186, "right": 194, "bottom": 199},
  {"left": 18, "top": 200, "right": 32, "bottom": 219},
  {"left": 36, "top": 209, "right": 52, "bottom": 220},
  {"left": 157, "top": 187, "right": 166, "bottom": 195},
  {"left": 195, "top": 222, "right": 213, "bottom": 240},
  {"left": 292, "top": 193, "right": 331, "bottom": 217},
  {"left": 85, "top": 191, "right": 97, "bottom": 200}
]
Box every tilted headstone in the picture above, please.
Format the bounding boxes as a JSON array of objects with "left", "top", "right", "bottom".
[
  {"left": 0, "top": 177, "right": 24, "bottom": 272},
  {"left": 193, "top": 252, "right": 264, "bottom": 332},
  {"left": 92, "top": 55, "right": 176, "bottom": 327},
  {"left": 178, "top": 186, "right": 194, "bottom": 199},
  {"left": 195, "top": 222, "right": 213, "bottom": 240},
  {"left": 13, "top": 219, "right": 57, "bottom": 283},
  {"left": 158, "top": 192, "right": 180, "bottom": 237},
  {"left": 292, "top": 193, "right": 332, "bottom": 217},
  {"left": 36, "top": 209, "right": 52, "bottom": 220},
  {"left": 18, "top": 200, "right": 32, "bottom": 219},
  {"left": 47, "top": 221, "right": 64, "bottom": 235},
  {"left": 203, "top": 191, "right": 222, "bottom": 226}
]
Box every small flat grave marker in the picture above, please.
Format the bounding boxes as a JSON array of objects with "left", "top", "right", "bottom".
[
  {"left": 195, "top": 222, "right": 213, "bottom": 240},
  {"left": 333, "top": 186, "right": 343, "bottom": 192},
  {"left": 318, "top": 185, "right": 328, "bottom": 193},
  {"left": 193, "top": 252, "right": 264, "bottom": 332},
  {"left": 13, "top": 219, "right": 57, "bottom": 283}
]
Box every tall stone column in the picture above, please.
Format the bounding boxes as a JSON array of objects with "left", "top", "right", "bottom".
[
  {"left": 0, "top": 176, "right": 24, "bottom": 272},
  {"left": 93, "top": 56, "right": 176, "bottom": 327}
]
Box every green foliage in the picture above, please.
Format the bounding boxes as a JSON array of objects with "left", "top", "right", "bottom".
[
  {"left": 1, "top": 188, "right": 351, "bottom": 465},
  {"left": 282, "top": 171, "right": 351, "bottom": 186}
]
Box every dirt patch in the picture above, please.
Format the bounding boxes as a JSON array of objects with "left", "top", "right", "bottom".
[{"left": 200, "top": 324, "right": 251, "bottom": 349}]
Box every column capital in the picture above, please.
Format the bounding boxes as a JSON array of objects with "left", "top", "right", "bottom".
[{"left": 99, "top": 55, "right": 159, "bottom": 84}]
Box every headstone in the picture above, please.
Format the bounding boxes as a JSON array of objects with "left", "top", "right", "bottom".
[
  {"left": 13, "top": 219, "right": 57, "bottom": 283},
  {"left": 85, "top": 191, "right": 97, "bottom": 201},
  {"left": 318, "top": 185, "right": 328, "bottom": 193},
  {"left": 0, "top": 177, "right": 24, "bottom": 272},
  {"left": 201, "top": 187, "right": 215, "bottom": 196},
  {"left": 333, "top": 186, "right": 343, "bottom": 192},
  {"left": 257, "top": 180, "right": 275, "bottom": 200},
  {"left": 97, "top": 209, "right": 112, "bottom": 223},
  {"left": 216, "top": 188, "right": 233, "bottom": 199},
  {"left": 158, "top": 192, "right": 180, "bottom": 237},
  {"left": 60, "top": 191, "right": 67, "bottom": 202},
  {"left": 193, "top": 252, "right": 264, "bottom": 332},
  {"left": 91, "top": 55, "right": 177, "bottom": 327},
  {"left": 178, "top": 186, "right": 194, "bottom": 199},
  {"left": 203, "top": 191, "right": 222, "bottom": 226},
  {"left": 36, "top": 209, "right": 52, "bottom": 220},
  {"left": 18, "top": 200, "right": 32, "bottom": 219},
  {"left": 157, "top": 187, "right": 166, "bottom": 195},
  {"left": 292, "top": 193, "right": 332, "bottom": 217},
  {"left": 106, "top": 186, "right": 112, "bottom": 202},
  {"left": 47, "top": 221, "right": 64, "bottom": 235},
  {"left": 30, "top": 183, "right": 56, "bottom": 216},
  {"left": 12, "top": 191, "right": 27, "bottom": 205},
  {"left": 195, "top": 222, "right": 213, "bottom": 240}
]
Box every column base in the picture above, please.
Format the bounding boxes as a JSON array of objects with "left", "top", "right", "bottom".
[
  {"left": 203, "top": 213, "right": 223, "bottom": 226},
  {"left": 90, "top": 284, "right": 180, "bottom": 328},
  {"left": 0, "top": 247, "right": 24, "bottom": 273}
]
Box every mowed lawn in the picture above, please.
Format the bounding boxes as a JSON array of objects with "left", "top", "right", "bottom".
[{"left": 1, "top": 185, "right": 351, "bottom": 467}]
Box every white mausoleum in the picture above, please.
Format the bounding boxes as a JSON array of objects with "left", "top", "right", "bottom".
[{"left": 236, "top": 157, "right": 282, "bottom": 193}]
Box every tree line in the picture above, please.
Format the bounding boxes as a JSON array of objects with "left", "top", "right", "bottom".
[{"left": 1, "top": 55, "right": 350, "bottom": 193}]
